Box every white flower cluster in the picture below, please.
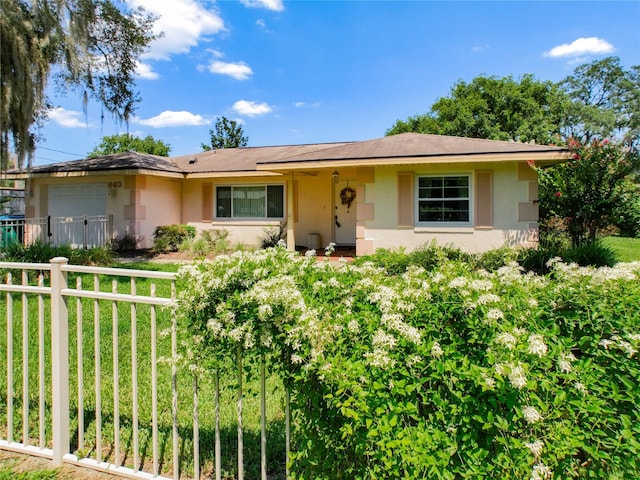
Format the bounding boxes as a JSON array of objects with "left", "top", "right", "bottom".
[
  {"left": 522, "top": 405, "right": 543, "bottom": 424},
  {"left": 486, "top": 308, "right": 505, "bottom": 321},
  {"left": 494, "top": 362, "right": 528, "bottom": 390},
  {"left": 495, "top": 332, "right": 517, "bottom": 350},
  {"left": 557, "top": 352, "right": 576, "bottom": 373},
  {"left": 599, "top": 334, "right": 639, "bottom": 358},
  {"left": 508, "top": 364, "right": 528, "bottom": 390},
  {"left": 527, "top": 334, "right": 547, "bottom": 357},
  {"left": 430, "top": 341, "right": 444, "bottom": 358},
  {"left": 525, "top": 439, "right": 544, "bottom": 459},
  {"left": 530, "top": 463, "right": 552, "bottom": 480}
]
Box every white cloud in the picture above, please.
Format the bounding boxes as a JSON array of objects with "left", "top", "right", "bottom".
[
  {"left": 232, "top": 100, "right": 273, "bottom": 117},
  {"left": 127, "top": 0, "right": 225, "bottom": 61},
  {"left": 240, "top": 0, "right": 284, "bottom": 11},
  {"left": 544, "top": 37, "right": 614, "bottom": 58},
  {"left": 206, "top": 60, "right": 253, "bottom": 80},
  {"left": 48, "top": 108, "right": 90, "bottom": 128},
  {"left": 136, "top": 61, "right": 159, "bottom": 80},
  {"left": 472, "top": 45, "right": 490, "bottom": 53},
  {"left": 294, "top": 101, "right": 321, "bottom": 108},
  {"left": 135, "top": 110, "right": 210, "bottom": 127}
]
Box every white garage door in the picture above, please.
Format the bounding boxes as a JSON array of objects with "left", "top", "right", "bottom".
[
  {"left": 47, "top": 184, "right": 108, "bottom": 247},
  {"left": 48, "top": 183, "right": 107, "bottom": 217}
]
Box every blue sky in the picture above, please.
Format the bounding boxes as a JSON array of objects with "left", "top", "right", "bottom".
[{"left": 35, "top": 0, "right": 640, "bottom": 165}]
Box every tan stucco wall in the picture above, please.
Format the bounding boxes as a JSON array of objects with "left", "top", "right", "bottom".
[
  {"left": 293, "top": 172, "right": 334, "bottom": 249},
  {"left": 361, "top": 162, "right": 537, "bottom": 254},
  {"left": 182, "top": 176, "right": 288, "bottom": 248},
  {"left": 132, "top": 175, "right": 182, "bottom": 249}
]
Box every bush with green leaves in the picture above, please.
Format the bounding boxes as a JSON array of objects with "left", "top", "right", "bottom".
[
  {"left": 0, "top": 240, "right": 113, "bottom": 265},
  {"left": 179, "top": 228, "right": 230, "bottom": 257},
  {"left": 536, "top": 138, "right": 640, "bottom": 246},
  {"left": 259, "top": 223, "right": 287, "bottom": 249},
  {"left": 152, "top": 224, "right": 196, "bottom": 252},
  {"left": 178, "top": 247, "right": 640, "bottom": 479}
]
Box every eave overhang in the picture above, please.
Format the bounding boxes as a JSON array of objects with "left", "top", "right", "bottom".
[
  {"left": 256, "top": 150, "right": 570, "bottom": 172},
  {"left": 184, "top": 171, "right": 283, "bottom": 179},
  {"left": 5, "top": 168, "right": 185, "bottom": 180}
]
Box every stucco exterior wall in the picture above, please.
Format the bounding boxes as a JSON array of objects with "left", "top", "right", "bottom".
[
  {"left": 131, "top": 175, "right": 182, "bottom": 249},
  {"left": 181, "top": 176, "right": 288, "bottom": 248},
  {"left": 360, "top": 162, "right": 538, "bottom": 254},
  {"left": 293, "top": 172, "right": 334, "bottom": 249}
]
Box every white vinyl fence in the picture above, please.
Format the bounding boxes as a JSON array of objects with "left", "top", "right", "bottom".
[
  {"left": 0, "top": 259, "right": 289, "bottom": 479},
  {"left": 0, "top": 216, "right": 113, "bottom": 249}
]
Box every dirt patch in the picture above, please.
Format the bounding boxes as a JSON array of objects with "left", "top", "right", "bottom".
[{"left": 0, "top": 451, "right": 117, "bottom": 479}]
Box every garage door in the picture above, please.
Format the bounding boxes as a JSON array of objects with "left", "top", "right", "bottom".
[
  {"left": 48, "top": 183, "right": 107, "bottom": 217},
  {"left": 47, "top": 183, "right": 108, "bottom": 247}
]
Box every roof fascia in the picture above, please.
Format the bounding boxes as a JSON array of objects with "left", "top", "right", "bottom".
[
  {"left": 6, "top": 169, "right": 185, "bottom": 180},
  {"left": 184, "top": 171, "right": 283, "bottom": 179},
  {"left": 256, "top": 151, "right": 570, "bottom": 171}
]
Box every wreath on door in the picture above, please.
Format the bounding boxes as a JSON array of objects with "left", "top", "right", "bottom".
[{"left": 340, "top": 187, "right": 356, "bottom": 209}]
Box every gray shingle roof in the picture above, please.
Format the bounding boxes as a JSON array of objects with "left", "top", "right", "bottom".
[
  {"left": 258, "top": 133, "right": 568, "bottom": 165},
  {"left": 172, "top": 142, "right": 353, "bottom": 173},
  {"left": 24, "top": 151, "right": 182, "bottom": 174},
  {"left": 11, "top": 133, "right": 568, "bottom": 178}
]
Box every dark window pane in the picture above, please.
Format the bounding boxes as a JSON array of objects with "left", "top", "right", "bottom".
[
  {"left": 418, "top": 199, "right": 469, "bottom": 223},
  {"left": 216, "top": 186, "right": 231, "bottom": 218},
  {"left": 267, "top": 185, "right": 284, "bottom": 218},
  {"left": 443, "top": 186, "right": 469, "bottom": 198},
  {"left": 419, "top": 177, "right": 443, "bottom": 189}
]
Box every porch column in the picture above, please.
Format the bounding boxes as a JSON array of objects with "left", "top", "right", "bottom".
[{"left": 287, "top": 172, "right": 295, "bottom": 251}]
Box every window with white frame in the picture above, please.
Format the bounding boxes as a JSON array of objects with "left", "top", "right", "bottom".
[
  {"left": 417, "top": 175, "right": 471, "bottom": 224},
  {"left": 215, "top": 184, "right": 284, "bottom": 219}
]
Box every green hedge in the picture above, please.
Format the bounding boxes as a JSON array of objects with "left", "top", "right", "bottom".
[
  {"left": 178, "top": 247, "right": 640, "bottom": 479},
  {"left": 152, "top": 224, "right": 196, "bottom": 252}
]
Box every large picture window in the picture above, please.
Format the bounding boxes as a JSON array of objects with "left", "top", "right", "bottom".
[
  {"left": 417, "top": 175, "right": 470, "bottom": 224},
  {"left": 216, "top": 185, "right": 284, "bottom": 219}
]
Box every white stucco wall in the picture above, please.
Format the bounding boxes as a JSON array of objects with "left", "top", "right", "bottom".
[{"left": 361, "top": 162, "right": 537, "bottom": 254}]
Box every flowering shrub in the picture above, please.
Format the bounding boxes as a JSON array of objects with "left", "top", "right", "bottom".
[
  {"left": 177, "top": 247, "right": 640, "bottom": 479},
  {"left": 536, "top": 138, "right": 640, "bottom": 246}
]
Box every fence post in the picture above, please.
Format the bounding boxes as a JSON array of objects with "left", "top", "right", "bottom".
[
  {"left": 50, "top": 257, "right": 70, "bottom": 465},
  {"left": 108, "top": 215, "right": 114, "bottom": 245}
]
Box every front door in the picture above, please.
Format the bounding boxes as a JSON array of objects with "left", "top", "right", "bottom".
[{"left": 334, "top": 180, "right": 357, "bottom": 246}]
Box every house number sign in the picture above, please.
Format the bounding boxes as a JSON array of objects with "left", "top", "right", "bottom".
[{"left": 108, "top": 180, "right": 123, "bottom": 189}]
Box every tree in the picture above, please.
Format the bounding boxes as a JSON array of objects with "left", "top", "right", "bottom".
[
  {"left": 386, "top": 74, "right": 568, "bottom": 145},
  {"left": 201, "top": 117, "right": 248, "bottom": 151},
  {"left": 88, "top": 133, "right": 171, "bottom": 157},
  {"left": 386, "top": 58, "right": 640, "bottom": 150},
  {"left": 0, "top": 0, "right": 157, "bottom": 171},
  {"left": 559, "top": 57, "right": 640, "bottom": 149},
  {"left": 535, "top": 138, "right": 640, "bottom": 246}
]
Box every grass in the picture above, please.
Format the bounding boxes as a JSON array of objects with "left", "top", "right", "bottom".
[
  {"left": 602, "top": 236, "right": 640, "bottom": 262},
  {"left": 0, "top": 261, "right": 287, "bottom": 479}
]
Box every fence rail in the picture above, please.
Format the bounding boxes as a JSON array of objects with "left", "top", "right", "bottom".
[
  {"left": 0, "top": 215, "right": 113, "bottom": 248},
  {"left": 0, "top": 259, "right": 288, "bottom": 479}
]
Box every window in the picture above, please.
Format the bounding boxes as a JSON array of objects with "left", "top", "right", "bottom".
[
  {"left": 417, "top": 175, "right": 470, "bottom": 224},
  {"left": 216, "top": 185, "right": 284, "bottom": 219}
]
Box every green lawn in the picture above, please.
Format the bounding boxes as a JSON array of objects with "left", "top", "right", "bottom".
[
  {"left": 603, "top": 236, "right": 640, "bottom": 262},
  {"left": 0, "top": 263, "right": 286, "bottom": 479}
]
